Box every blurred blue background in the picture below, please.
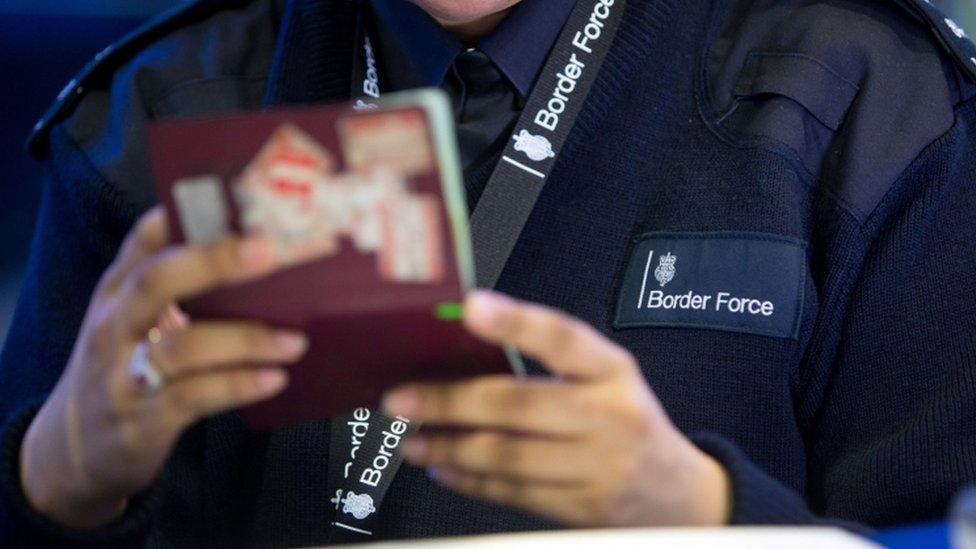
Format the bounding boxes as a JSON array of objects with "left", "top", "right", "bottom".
[
  {"left": 0, "top": 1, "right": 178, "bottom": 344},
  {"left": 1, "top": 0, "right": 975, "bottom": 345}
]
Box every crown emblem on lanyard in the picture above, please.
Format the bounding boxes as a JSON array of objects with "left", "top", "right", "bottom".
[
  {"left": 334, "top": 491, "right": 377, "bottom": 520},
  {"left": 512, "top": 130, "right": 556, "bottom": 162}
]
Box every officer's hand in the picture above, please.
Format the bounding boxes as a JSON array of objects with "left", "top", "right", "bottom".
[
  {"left": 19, "top": 207, "right": 309, "bottom": 529},
  {"left": 383, "top": 291, "right": 730, "bottom": 527}
]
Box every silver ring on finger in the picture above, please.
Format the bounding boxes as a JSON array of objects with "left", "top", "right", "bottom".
[{"left": 130, "top": 338, "right": 165, "bottom": 394}]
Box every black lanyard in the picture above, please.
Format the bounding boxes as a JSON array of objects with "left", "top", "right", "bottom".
[
  {"left": 330, "top": 0, "right": 627, "bottom": 540},
  {"left": 327, "top": 408, "right": 418, "bottom": 540}
]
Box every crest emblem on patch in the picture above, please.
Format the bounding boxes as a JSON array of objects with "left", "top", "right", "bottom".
[
  {"left": 512, "top": 130, "right": 556, "bottom": 162},
  {"left": 341, "top": 491, "right": 377, "bottom": 520},
  {"left": 654, "top": 252, "right": 677, "bottom": 287}
]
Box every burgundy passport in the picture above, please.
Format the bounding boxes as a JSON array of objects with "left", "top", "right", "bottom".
[{"left": 148, "top": 90, "right": 517, "bottom": 430}]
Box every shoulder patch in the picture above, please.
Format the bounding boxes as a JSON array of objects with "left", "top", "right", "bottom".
[
  {"left": 892, "top": 0, "right": 976, "bottom": 82},
  {"left": 26, "top": 0, "right": 260, "bottom": 157}
]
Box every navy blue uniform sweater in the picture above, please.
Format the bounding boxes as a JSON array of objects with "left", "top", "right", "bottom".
[{"left": 2, "top": 0, "right": 976, "bottom": 546}]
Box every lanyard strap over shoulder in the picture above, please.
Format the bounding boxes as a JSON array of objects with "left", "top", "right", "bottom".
[{"left": 469, "top": 0, "right": 626, "bottom": 288}]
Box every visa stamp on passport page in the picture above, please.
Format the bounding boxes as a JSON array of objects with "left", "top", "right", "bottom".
[
  {"left": 235, "top": 124, "right": 342, "bottom": 265},
  {"left": 379, "top": 195, "right": 445, "bottom": 283},
  {"left": 338, "top": 109, "right": 435, "bottom": 177},
  {"left": 172, "top": 175, "right": 229, "bottom": 244}
]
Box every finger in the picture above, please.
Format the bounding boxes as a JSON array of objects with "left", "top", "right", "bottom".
[
  {"left": 102, "top": 207, "right": 170, "bottom": 292},
  {"left": 156, "top": 303, "right": 190, "bottom": 333},
  {"left": 149, "top": 323, "right": 308, "bottom": 379},
  {"left": 430, "top": 468, "right": 593, "bottom": 526},
  {"left": 403, "top": 432, "right": 594, "bottom": 483},
  {"left": 119, "top": 236, "right": 278, "bottom": 335},
  {"left": 462, "top": 291, "right": 635, "bottom": 380},
  {"left": 383, "top": 376, "right": 588, "bottom": 435},
  {"left": 161, "top": 367, "right": 289, "bottom": 427}
]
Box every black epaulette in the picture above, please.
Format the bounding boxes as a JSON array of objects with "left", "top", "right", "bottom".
[
  {"left": 892, "top": 0, "right": 976, "bottom": 82},
  {"left": 25, "top": 0, "right": 258, "bottom": 157}
]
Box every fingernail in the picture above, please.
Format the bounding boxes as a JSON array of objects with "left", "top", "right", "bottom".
[
  {"left": 466, "top": 291, "right": 505, "bottom": 329},
  {"left": 402, "top": 437, "right": 427, "bottom": 460},
  {"left": 171, "top": 306, "right": 190, "bottom": 329},
  {"left": 259, "top": 369, "right": 288, "bottom": 392},
  {"left": 383, "top": 388, "right": 420, "bottom": 416},
  {"left": 240, "top": 238, "right": 273, "bottom": 267},
  {"left": 275, "top": 332, "right": 309, "bottom": 355}
]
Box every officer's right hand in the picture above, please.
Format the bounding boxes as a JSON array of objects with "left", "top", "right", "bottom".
[{"left": 18, "top": 207, "right": 309, "bottom": 529}]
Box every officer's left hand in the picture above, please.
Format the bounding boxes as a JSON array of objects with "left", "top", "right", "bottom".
[{"left": 382, "top": 291, "right": 731, "bottom": 527}]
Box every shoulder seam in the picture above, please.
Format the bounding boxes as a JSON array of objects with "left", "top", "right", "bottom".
[{"left": 861, "top": 95, "right": 972, "bottom": 231}]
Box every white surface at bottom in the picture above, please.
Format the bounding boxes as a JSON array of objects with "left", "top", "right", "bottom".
[{"left": 339, "top": 527, "right": 879, "bottom": 548}]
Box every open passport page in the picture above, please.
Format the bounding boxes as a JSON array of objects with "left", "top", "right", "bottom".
[{"left": 149, "top": 89, "right": 523, "bottom": 429}]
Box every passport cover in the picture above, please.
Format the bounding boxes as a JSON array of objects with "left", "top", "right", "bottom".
[{"left": 148, "top": 90, "right": 517, "bottom": 429}]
